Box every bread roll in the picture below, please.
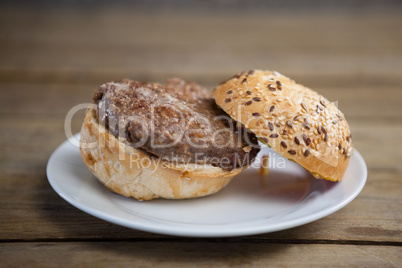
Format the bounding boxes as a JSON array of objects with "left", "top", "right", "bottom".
[
  {"left": 213, "top": 70, "right": 353, "bottom": 181},
  {"left": 80, "top": 108, "right": 248, "bottom": 200}
]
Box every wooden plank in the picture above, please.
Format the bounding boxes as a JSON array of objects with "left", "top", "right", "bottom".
[
  {"left": 2, "top": 11, "right": 401, "bottom": 51},
  {"left": 0, "top": 166, "right": 400, "bottom": 242},
  {"left": 0, "top": 80, "right": 401, "bottom": 118},
  {"left": 0, "top": 242, "right": 401, "bottom": 267},
  {"left": 0, "top": 10, "right": 401, "bottom": 77},
  {"left": 0, "top": 69, "right": 402, "bottom": 87}
]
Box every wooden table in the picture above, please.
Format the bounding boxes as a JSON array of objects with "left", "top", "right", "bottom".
[{"left": 1, "top": 6, "right": 401, "bottom": 267}]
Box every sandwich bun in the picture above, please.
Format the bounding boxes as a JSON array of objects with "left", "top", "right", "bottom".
[
  {"left": 80, "top": 108, "right": 247, "bottom": 200},
  {"left": 213, "top": 70, "right": 354, "bottom": 181}
]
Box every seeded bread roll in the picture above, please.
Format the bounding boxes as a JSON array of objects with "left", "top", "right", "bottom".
[
  {"left": 80, "top": 109, "right": 247, "bottom": 200},
  {"left": 213, "top": 70, "right": 354, "bottom": 181}
]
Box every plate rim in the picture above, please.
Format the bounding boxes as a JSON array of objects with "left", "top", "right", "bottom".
[{"left": 47, "top": 134, "right": 367, "bottom": 237}]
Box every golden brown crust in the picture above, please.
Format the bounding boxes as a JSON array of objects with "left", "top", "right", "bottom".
[
  {"left": 80, "top": 109, "right": 246, "bottom": 200},
  {"left": 214, "top": 70, "right": 353, "bottom": 181}
]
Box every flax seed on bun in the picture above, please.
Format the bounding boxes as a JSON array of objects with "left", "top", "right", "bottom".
[{"left": 213, "top": 70, "right": 354, "bottom": 181}]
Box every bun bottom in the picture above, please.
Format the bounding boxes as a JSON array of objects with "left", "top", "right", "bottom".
[{"left": 80, "top": 109, "right": 247, "bottom": 200}]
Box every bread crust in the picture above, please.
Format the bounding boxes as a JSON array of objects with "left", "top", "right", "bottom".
[
  {"left": 214, "top": 70, "right": 353, "bottom": 181},
  {"left": 80, "top": 109, "right": 246, "bottom": 200}
]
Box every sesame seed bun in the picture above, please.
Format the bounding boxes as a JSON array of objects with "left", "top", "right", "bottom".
[{"left": 213, "top": 70, "right": 354, "bottom": 182}]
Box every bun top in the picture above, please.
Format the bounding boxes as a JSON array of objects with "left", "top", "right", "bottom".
[{"left": 213, "top": 70, "right": 353, "bottom": 181}]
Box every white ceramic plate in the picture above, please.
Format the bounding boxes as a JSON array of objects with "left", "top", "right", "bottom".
[{"left": 47, "top": 134, "right": 367, "bottom": 237}]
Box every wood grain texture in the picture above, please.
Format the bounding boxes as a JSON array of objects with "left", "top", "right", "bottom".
[
  {"left": 1, "top": 81, "right": 401, "bottom": 119},
  {"left": 0, "top": 9, "right": 401, "bottom": 78},
  {"left": 0, "top": 5, "right": 401, "bottom": 267},
  {"left": 0, "top": 170, "right": 401, "bottom": 242},
  {"left": 1, "top": 242, "right": 401, "bottom": 268}
]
